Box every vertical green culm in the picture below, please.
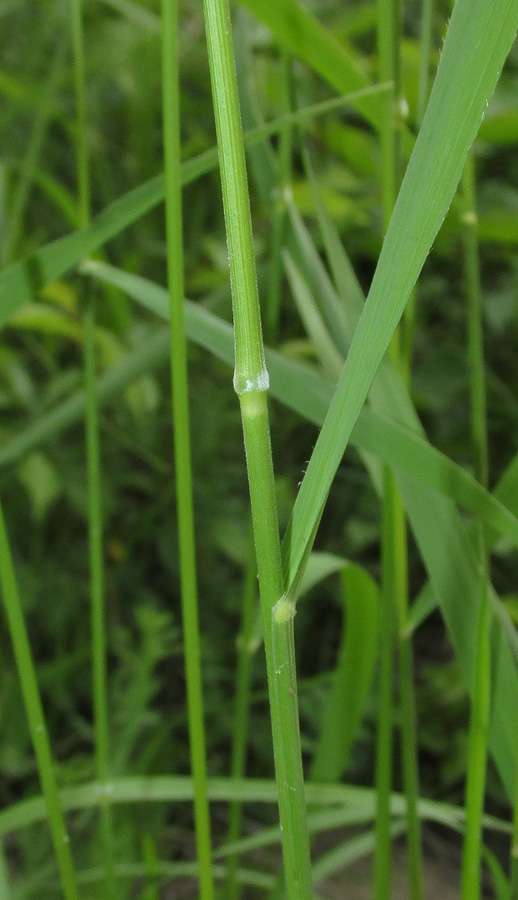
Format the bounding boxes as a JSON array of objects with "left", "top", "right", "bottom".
[
  {"left": 460, "top": 151, "right": 491, "bottom": 900},
  {"left": 375, "top": 1, "right": 424, "bottom": 898},
  {"left": 71, "top": 0, "right": 115, "bottom": 892},
  {"left": 374, "top": 1, "right": 397, "bottom": 896},
  {"left": 201, "top": 1, "right": 313, "bottom": 897},
  {"left": 0, "top": 506, "right": 80, "bottom": 900},
  {"left": 161, "top": 3, "right": 215, "bottom": 899}
]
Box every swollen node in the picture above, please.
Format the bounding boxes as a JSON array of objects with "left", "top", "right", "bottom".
[
  {"left": 233, "top": 364, "right": 269, "bottom": 396},
  {"left": 273, "top": 596, "right": 296, "bottom": 624}
]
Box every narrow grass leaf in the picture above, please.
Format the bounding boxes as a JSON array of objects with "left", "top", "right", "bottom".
[
  {"left": 78, "top": 262, "right": 518, "bottom": 551},
  {"left": 0, "top": 774, "right": 511, "bottom": 839},
  {"left": 79, "top": 262, "right": 518, "bottom": 796},
  {"left": 282, "top": 0, "right": 518, "bottom": 596}
]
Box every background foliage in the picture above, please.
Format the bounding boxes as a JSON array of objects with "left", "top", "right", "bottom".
[{"left": 1, "top": 0, "right": 518, "bottom": 896}]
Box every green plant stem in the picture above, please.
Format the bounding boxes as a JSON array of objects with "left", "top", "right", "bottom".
[
  {"left": 460, "top": 151, "right": 491, "bottom": 900},
  {"left": 374, "top": 2, "right": 397, "bottom": 896},
  {"left": 375, "top": 2, "right": 423, "bottom": 898},
  {"left": 162, "top": 3, "right": 214, "bottom": 900},
  {"left": 240, "top": 393, "right": 313, "bottom": 900},
  {"left": 374, "top": 467, "right": 395, "bottom": 900},
  {"left": 225, "top": 525, "right": 259, "bottom": 900},
  {"left": 71, "top": 0, "right": 115, "bottom": 892},
  {"left": 201, "top": 0, "right": 313, "bottom": 896},
  {"left": 70, "top": 0, "right": 90, "bottom": 228},
  {"left": 398, "top": 622, "right": 423, "bottom": 900},
  {"left": 0, "top": 505, "right": 80, "bottom": 900},
  {"left": 84, "top": 300, "right": 115, "bottom": 895}
]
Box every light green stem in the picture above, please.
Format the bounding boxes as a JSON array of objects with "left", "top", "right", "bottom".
[
  {"left": 162, "top": 3, "right": 215, "bottom": 899},
  {"left": 70, "top": 0, "right": 90, "bottom": 228},
  {"left": 375, "top": 2, "right": 423, "bottom": 897},
  {"left": 201, "top": 1, "right": 313, "bottom": 895},
  {"left": 374, "top": 1, "right": 396, "bottom": 896},
  {"left": 460, "top": 151, "right": 491, "bottom": 900},
  {"left": 240, "top": 393, "right": 312, "bottom": 900},
  {"left": 374, "top": 467, "right": 395, "bottom": 900},
  {"left": 0, "top": 505, "right": 80, "bottom": 900},
  {"left": 84, "top": 300, "right": 115, "bottom": 896}
]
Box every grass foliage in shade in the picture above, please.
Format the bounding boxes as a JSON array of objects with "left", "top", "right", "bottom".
[{"left": 0, "top": 0, "right": 517, "bottom": 898}]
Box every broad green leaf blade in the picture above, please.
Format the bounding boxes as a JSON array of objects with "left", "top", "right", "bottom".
[
  {"left": 282, "top": 0, "right": 518, "bottom": 595},
  {"left": 79, "top": 262, "right": 518, "bottom": 550},
  {"left": 311, "top": 563, "right": 378, "bottom": 783}
]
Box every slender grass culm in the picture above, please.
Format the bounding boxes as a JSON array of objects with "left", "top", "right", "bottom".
[
  {"left": 70, "top": 0, "right": 115, "bottom": 892},
  {"left": 161, "top": 2, "right": 215, "bottom": 899},
  {"left": 375, "top": 1, "right": 424, "bottom": 896},
  {"left": 460, "top": 151, "right": 491, "bottom": 900},
  {"left": 0, "top": 505, "right": 80, "bottom": 900},
  {"left": 1, "top": 0, "right": 518, "bottom": 897},
  {"left": 201, "top": 0, "right": 313, "bottom": 897},
  {"left": 373, "top": 0, "right": 397, "bottom": 893}
]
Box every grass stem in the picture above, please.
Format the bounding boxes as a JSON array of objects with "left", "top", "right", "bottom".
[
  {"left": 201, "top": 1, "right": 313, "bottom": 895},
  {"left": 71, "top": 0, "right": 115, "bottom": 891},
  {"left": 375, "top": 2, "right": 423, "bottom": 897},
  {"left": 374, "top": 468, "right": 395, "bottom": 900},
  {"left": 460, "top": 151, "right": 491, "bottom": 900},
  {"left": 71, "top": 0, "right": 116, "bottom": 891},
  {"left": 0, "top": 505, "right": 80, "bottom": 900},
  {"left": 162, "top": 3, "right": 215, "bottom": 898}
]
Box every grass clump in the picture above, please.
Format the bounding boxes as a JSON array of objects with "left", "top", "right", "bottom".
[{"left": 0, "top": 1, "right": 517, "bottom": 899}]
